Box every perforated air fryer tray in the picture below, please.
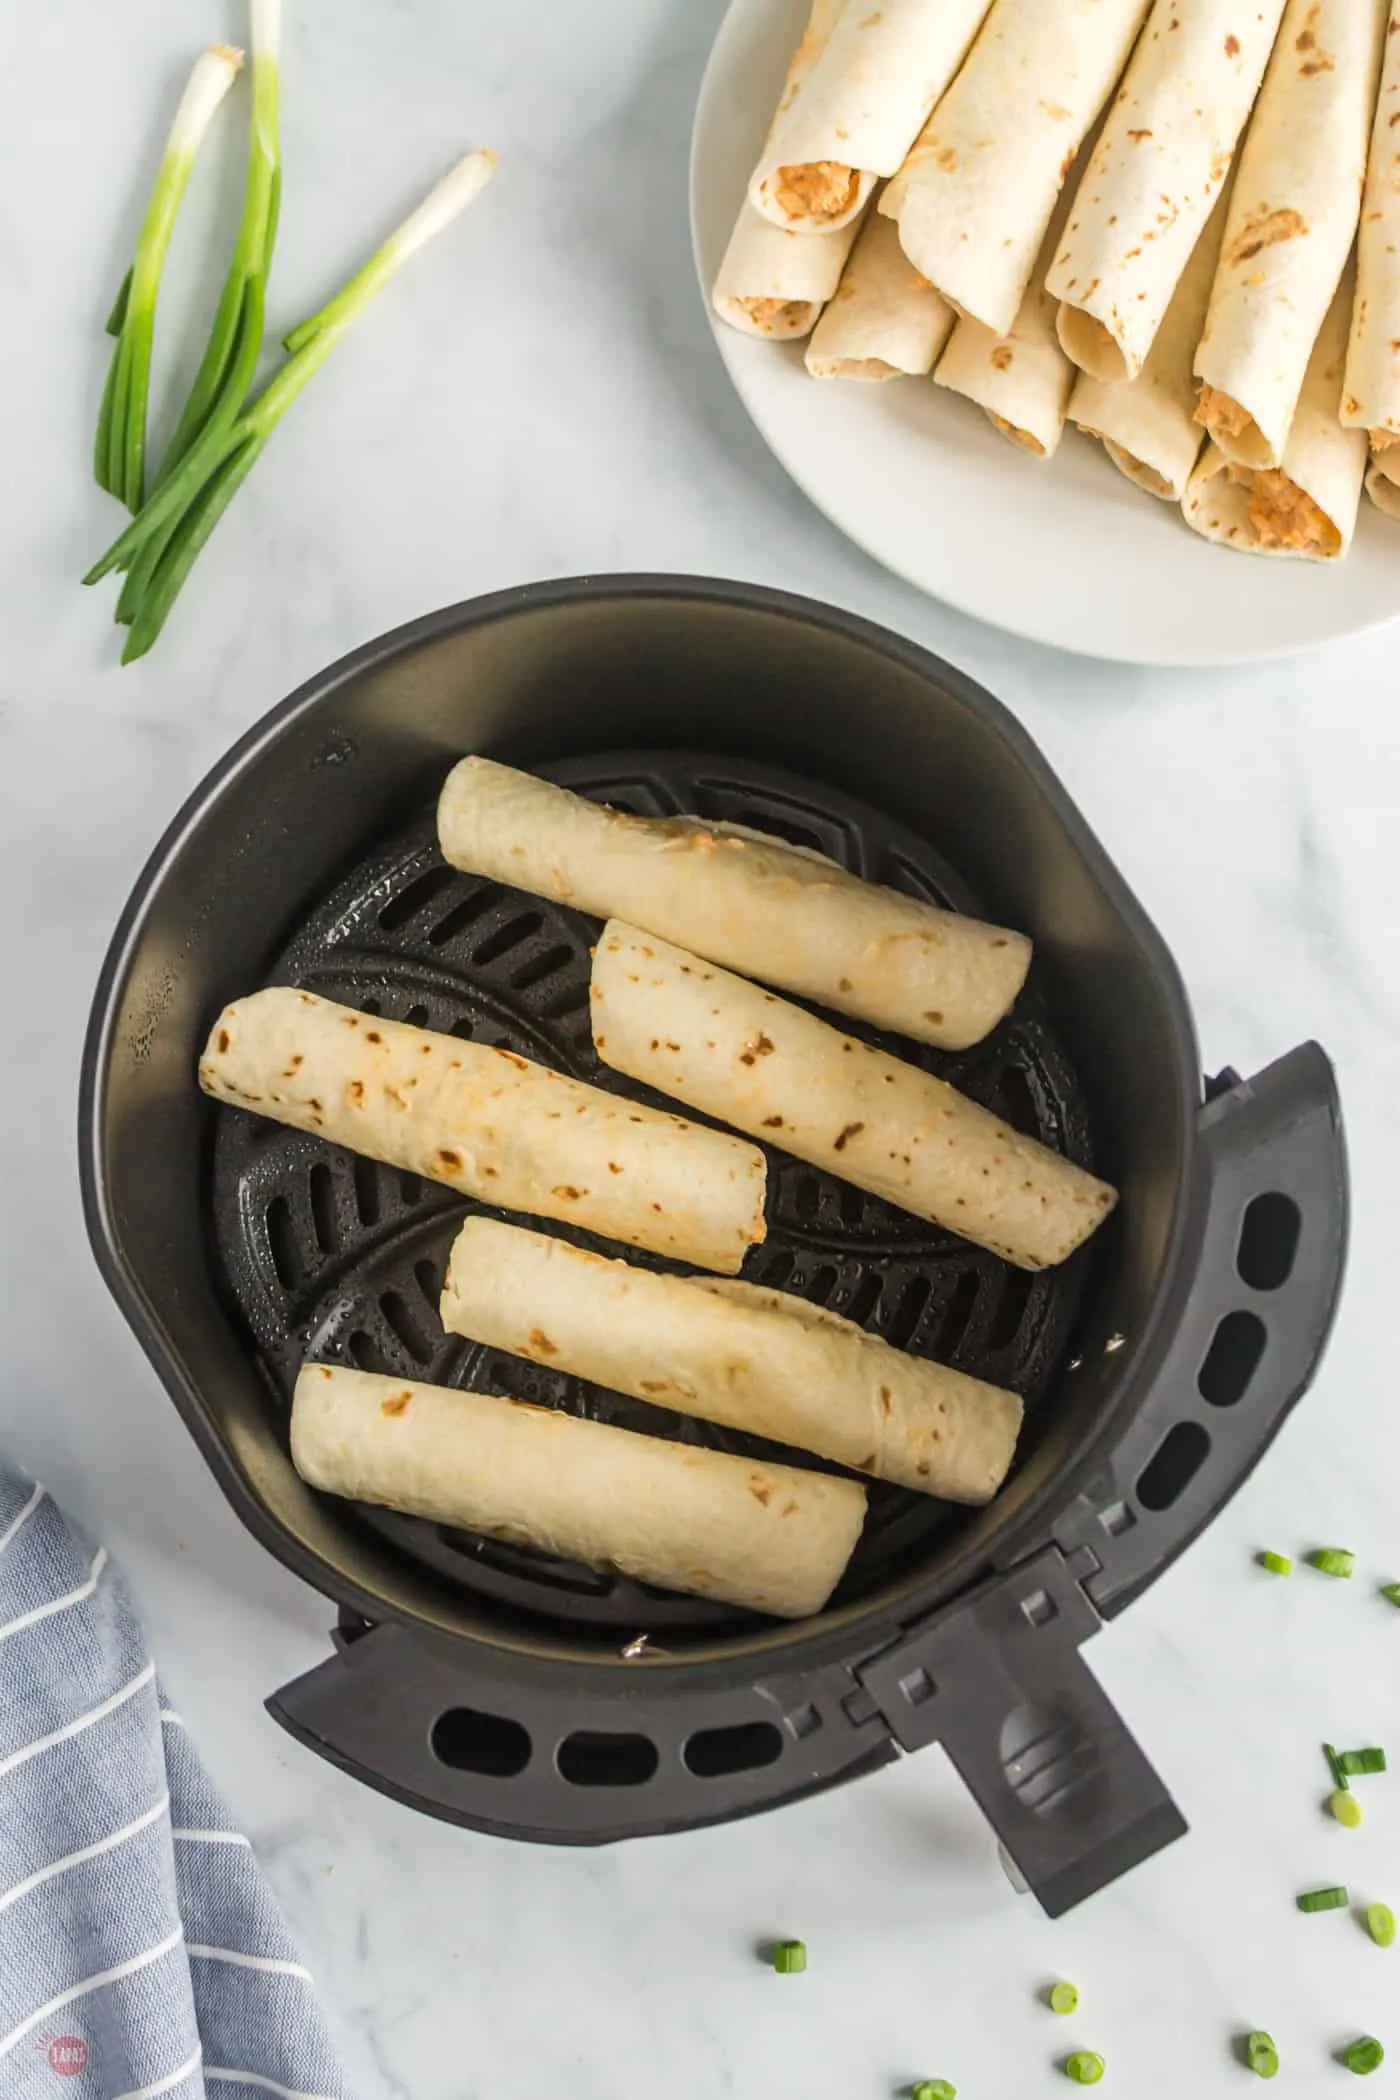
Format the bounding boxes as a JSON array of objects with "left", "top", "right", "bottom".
[{"left": 210, "top": 751, "right": 1096, "bottom": 1636}]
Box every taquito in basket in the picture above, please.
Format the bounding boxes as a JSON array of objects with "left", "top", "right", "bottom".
[
  {"left": 1194, "top": 0, "right": 1386, "bottom": 470},
  {"left": 880, "top": 0, "right": 1151, "bottom": 338},
  {"left": 199, "top": 986, "right": 767, "bottom": 1273},
  {"left": 1049, "top": 0, "right": 1287, "bottom": 385},
  {"left": 589, "top": 924, "right": 1116, "bottom": 1272},
  {"left": 440, "top": 1218, "right": 1024, "bottom": 1503},
  {"left": 292, "top": 1364, "right": 866, "bottom": 1620},
  {"left": 438, "top": 757, "right": 1030, "bottom": 1051},
  {"left": 748, "top": 0, "right": 996, "bottom": 234}
]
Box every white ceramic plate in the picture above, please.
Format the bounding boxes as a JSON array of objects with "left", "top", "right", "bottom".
[{"left": 690, "top": 0, "right": 1400, "bottom": 666}]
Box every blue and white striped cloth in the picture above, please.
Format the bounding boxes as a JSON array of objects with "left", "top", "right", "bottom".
[{"left": 0, "top": 1463, "right": 356, "bottom": 2100}]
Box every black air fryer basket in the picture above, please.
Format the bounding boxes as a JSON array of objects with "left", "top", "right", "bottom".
[{"left": 81, "top": 578, "right": 1348, "bottom": 1916}]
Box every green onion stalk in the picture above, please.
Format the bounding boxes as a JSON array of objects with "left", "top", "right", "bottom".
[
  {"left": 115, "top": 0, "right": 283, "bottom": 629},
  {"left": 86, "top": 148, "right": 498, "bottom": 662},
  {"left": 95, "top": 44, "right": 245, "bottom": 513}
]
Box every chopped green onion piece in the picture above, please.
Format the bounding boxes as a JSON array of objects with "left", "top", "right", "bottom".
[
  {"left": 772, "top": 1940, "right": 806, "bottom": 1974},
  {"left": 94, "top": 44, "right": 243, "bottom": 512},
  {"left": 1245, "top": 2032, "right": 1280, "bottom": 2079},
  {"left": 1382, "top": 1584, "right": 1400, "bottom": 1609},
  {"left": 1326, "top": 1744, "right": 1351, "bottom": 1792},
  {"left": 1063, "top": 2052, "right": 1105, "bottom": 2086},
  {"left": 1049, "top": 1981, "right": 1080, "bottom": 2016},
  {"left": 1331, "top": 1790, "right": 1364, "bottom": 1829},
  {"left": 1367, "top": 1903, "right": 1396, "bottom": 1949},
  {"left": 1297, "top": 1885, "right": 1349, "bottom": 1913},
  {"left": 1257, "top": 1550, "right": 1292, "bottom": 1576},
  {"left": 1341, "top": 2037, "right": 1384, "bottom": 2076},
  {"left": 1309, "top": 1548, "right": 1356, "bottom": 1578},
  {"left": 912, "top": 2085, "right": 956, "bottom": 2100},
  {"left": 1340, "top": 1748, "right": 1388, "bottom": 1776}
]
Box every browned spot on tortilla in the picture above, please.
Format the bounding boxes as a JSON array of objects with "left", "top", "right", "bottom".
[
  {"left": 216, "top": 1030, "right": 230, "bottom": 1054},
  {"left": 381, "top": 1392, "right": 412, "bottom": 1417},
  {"left": 936, "top": 146, "right": 958, "bottom": 172},
  {"left": 991, "top": 345, "right": 1014, "bottom": 370},
  {"left": 317, "top": 1364, "right": 334, "bottom": 1379},
  {"left": 436, "top": 1147, "right": 463, "bottom": 1170},
  {"left": 1128, "top": 128, "right": 1153, "bottom": 142},
  {"left": 307, "top": 1097, "right": 323, "bottom": 1112},
  {"left": 1225, "top": 33, "right": 1240, "bottom": 56},
  {"left": 834, "top": 1122, "right": 865, "bottom": 1152},
  {"left": 879, "top": 1386, "right": 893, "bottom": 1417},
  {"left": 924, "top": 1010, "right": 944, "bottom": 1025},
  {"left": 528, "top": 1328, "right": 558, "bottom": 1357},
  {"left": 348, "top": 1081, "right": 364, "bottom": 1106},
  {"left": 343, "top": 1016, "right": 359, "bottom": 1027},
  {"left": 366, "top": 1030, "right": 382, "bottom": 1044},
  {"left": 552, "top": 1185, "right": 584, "bottom": 1200},
  {"left": 608, "top": 1160, "right": 623, "bottom": 1174},
  {"left": 1300, "top": 54, "right": 1334, "bottom": 73},
  {"left": 838, "top": 976, "right": 853, "bottom": 991},
  {"left": 495, "top": 1050, "right": 529, "bottom": 1070},
  {"left": 782, "top": 1499, "right": 800, "bottom": 1516},
  {"left": 762, "top": 1115, "right": 785, "bottom": 1128},
  {"left": 750, "top": 1483, "right": 774, "bottom": 1508}
]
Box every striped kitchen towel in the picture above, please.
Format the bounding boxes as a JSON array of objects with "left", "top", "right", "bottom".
[{"left": 0, "top": 1462, "right": 356, "bottom": 2100}]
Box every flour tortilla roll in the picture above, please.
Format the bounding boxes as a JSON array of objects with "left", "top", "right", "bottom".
[
  {"left": 1049, "top": 0, "right": 1288, "bottom": 385},
  {"left": 933, "top": 209, "right": 1075, "bottom": 458},
  {"left": 199, "top": 986, "right": 766, "bottom": 1273},
  {"left": 591, "top": 925, "right": 1116, "bottom": 1271},
  {"left": 805, "top": 208, "right": 955, "bottom": 378},
  {"left": 749, "top": 0, "right": 996, "bottom": 234},
  {"left": 1069, "top": 186, "right": 1229, "bottom": 499},
  {"left": 293, "top": 1364, "right": 864, "bottom": 1620},
  {"left": 713, "top": 204, "right": 862, "bottom": 340},
  {"left": 441, "top": 1219, "right": 1023, "bottom": 1502},
  {"left": 714, "top": 0, "right": 860, "bottom": 338},
  {"left": 439, "top": 757, "right": 1030, "bottom": 1051},
  {"left": 1184, "top": 268, "right": 1366, "bottom": 557},
  {"left": 880, "top": 0, "right": 1150, "bottom": 339},
  {"left": 1195, "top": 0, "right": 1387, "bottom": 470},
  {"left": 1344, "top": 12, "right": 1400, "bottom": 473},
  {"left": 1366, "top": 454, "right": 1400, "bottom": 519}
]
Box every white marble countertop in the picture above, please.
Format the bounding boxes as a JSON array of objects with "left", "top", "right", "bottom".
[{"left": 4, "top": 2, "right": 1400, "bottom": 2094}]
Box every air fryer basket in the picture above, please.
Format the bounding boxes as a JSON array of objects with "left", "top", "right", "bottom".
[{"left": 81, "top": 578, "right": 1348, "bottom": 1915}]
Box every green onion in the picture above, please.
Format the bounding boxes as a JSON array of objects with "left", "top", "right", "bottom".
[
  {"left": 1063, "top": 2051, "right": 1105, "bottom": 2085},
  {"left": 156, "top": 0, "right": 281, "bottom": 491},
  {"left": 1309, "top": 1548, "right": 1356, "bottom": 1578},
  {"left": 1367, "top": 1903, "right": 1396, "bottom": 1949},
  {"left": 1049, "top": 1981, "right": 1080, "bottom": 2016},
  {"left": 1331, "top": 1790, "right": 1364, "bottom": 1829},
  {"left": 95, "top": 44, "right": 244, "bottom": 512},
  {"left": 1297, "top": 1885, "right": 1349, "bottom": 1913},
  {"left": 1257, "top": 1550, "right": 1292, "bottom": 1576},
  {"left": 1341, "top": 2037, "right": 1384, "bottom": 2076},
  {"left": 1382, "top": 1584, "right": 1400, "bottom": 1608},
  {"left": 911, "top": 2084, "right": 956, "bottom": 2100},
  {"left": 1245, "top": 2032, "right": 1280, "bottom": 2079},
  {"left": 1339, "top": 1748, "right": 1387, "bottom": 1777},
  {"left": 1326, "top": 1744, "right": 1351, "bottom": 1793},
  {"left": 86, "top": 147, "right": 497, "bottom": 660},
  {"left": 772, "top": 1940, "right": 806, "bottom": 1974}
]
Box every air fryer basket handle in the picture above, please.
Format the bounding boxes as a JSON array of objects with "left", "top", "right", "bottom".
[
  {"left": 858, "top": 1546, "right": 1186, "bottom": 1917},
  {"left": 1054, "top": 1040, "right": 1348, "bottom": 1619}
]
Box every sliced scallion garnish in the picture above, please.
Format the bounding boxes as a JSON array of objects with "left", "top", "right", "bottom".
[
  {"left": 1367, "top": 1903, "right": 1396, "bottom": 1949},
  {"left": 1339, "top": 1748, "right": 1388, "bottom": 1777},
  {"left": 1297, "top": 1885, "right": 1349, "bottom": 1913},
  {"left": 1048, "top": 1981, "right": 1080, "bottom": 2016},
  {"left": 1257, "top": 1550, "right": 1292, "bottom": 1576},
  {"left": 1331, "top": 1789, "right": 1364, "bottom": 1829},
  {"left": 1341, "top": 2036, "right": 1384, "bottom": 2076},
  {"left": 1063, "top": 2052, "right": 1105, "bottom": 2086},
  {"left": 1309, "top": 1548, "right": 1356, "bottom": 1579},
  {"left": 772, "top": 1940, "right": 806, "bottom": 1973},
  {"left": 1326, "top": 1744, "right": 1351, "bottom": 1793},
  {"left": 95, "top": 45, "right": 244, "bottom": 513},
  {"left": 1245, "top": 2031, "right": 1279, "bottom": 2079}
]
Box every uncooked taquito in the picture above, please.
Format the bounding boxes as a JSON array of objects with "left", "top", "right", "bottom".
[
  {"left": 1049, "top": 0, "right": 1288, "bottom": 385},
  {"left": 292, "top": 1363, "right": 865, "bottom": 1620},
  {"left": 1069, "top": 186, "right": 1230, "bottom": 500},
  {"left": 879, "top": 0, "right": 1151, "bottom": 338},
  {"left": 590, "top": 924, "right": 1116, "bottom": 1272},
  {"left": 199, "top": 986, "right": 767, "bottom": 1273},
  {"left": 1194, "top": 0, "right": 1387, "bottom": 470},
  {"left": 805, "top": 208, "right": 955, "bottom": 378},
  {"left": 437, "top": 756, "right": 1030, "bottom": 1051},
  {"left": 748, "top": 0, "right": 996, "bottom": 234},
  {"left": 1344, "top": 9, "right": 1400, "bottom": 513},
  {"left": 713, "top": 0, "right": 860, "bottom": 338},
  {"left": 933, "top": 207, "right": 1076, "bottom": 458},
  {"left": 1184, "top": 268, "right": 1367, "bottom": 558},
  {"left": 440, "top": 1218, "right": 1024, "bottom": 1503}
]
